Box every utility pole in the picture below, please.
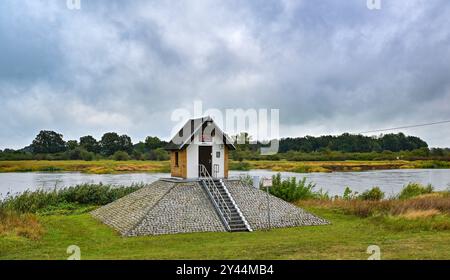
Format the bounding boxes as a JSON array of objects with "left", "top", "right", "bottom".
[{"left": 264, "top": 178, "right": 271, "bottom": 231}]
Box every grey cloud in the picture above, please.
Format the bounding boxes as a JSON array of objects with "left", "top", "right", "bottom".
[{"left": 0, "top": 0, "right": 450, "bottom": 149}]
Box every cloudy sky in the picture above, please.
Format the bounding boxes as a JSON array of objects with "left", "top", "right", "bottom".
[{"left": 1, "top": 0, "right": 450, "bottom": 149}]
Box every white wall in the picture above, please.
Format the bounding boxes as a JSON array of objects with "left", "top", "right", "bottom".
[
  {"left": 186, "top": 144, "right": 198, "bottom": 179},
  {"left": 185, "top": 124, "right": 226, "bottom": 179},
  {"left": 212, "top": 140, "right": 225, "bottom": 178}
]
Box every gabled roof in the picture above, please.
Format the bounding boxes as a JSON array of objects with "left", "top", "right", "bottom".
[{"left": 165, "top": 116, "right": 236, "bottom": 151}]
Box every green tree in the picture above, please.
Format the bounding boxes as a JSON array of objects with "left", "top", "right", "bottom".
[
  {"left": 31, "top": 130, "right": 67, "bottom": 154},
  {"left": 144, "top": 136, "right": 164, "bottom": 150},
  {"left": 100, "top": 133, "right": 133, "bottom": 156},
  {"left": 100, "top": 133, "right": 121, "bottom": 156},
  {"left": 66, "top": 140, "right": 78, "bottom": 150},
  {"left": 156, "top": 148, "right": 169, "bottom": 161},
  {"left": 119, "top": 135, "right": 133, "bottom": 154},
  {"left": 80, "top": 136, "right": 99, "bottom": 153}
]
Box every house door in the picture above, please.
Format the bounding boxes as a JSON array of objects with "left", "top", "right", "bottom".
[{"left": 199, "top": 146, "right": 212, "bottom": 176}]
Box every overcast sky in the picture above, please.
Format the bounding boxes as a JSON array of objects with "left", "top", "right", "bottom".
[{"left": 1, "top": 0, "right": 450, "bottom": 149}]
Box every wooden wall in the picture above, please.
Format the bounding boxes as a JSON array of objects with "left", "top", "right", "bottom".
[
  {"left": 171, "top": 146, "right": 230, "bottom": 179},
  {"left": 170, "top": 149, "right": 187, "bottom": 178}
]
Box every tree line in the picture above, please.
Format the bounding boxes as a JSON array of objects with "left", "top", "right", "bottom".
[
  {"left": 1, "top": 130, "right": 449, "bottom": 162},
  {"left": 278, "top": 133, "right": 428, "bottom": 153},
  {"left": 0, "top": 130, "right": 169, "bottom": 161},
  {"left": 230, "top": 132, "right": 450, "bottom": 162}
]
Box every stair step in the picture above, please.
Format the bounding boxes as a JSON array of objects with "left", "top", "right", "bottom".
[
  {"left": 229, "top": 222, "right": 246, "bottom": 226},
  {"left": 230, "top": 227, "right": 248, "bottom": 232},
  {"left": 201, "top": 178, "right": 251, "bottom": 233},
  {"left": 230, "top": 226, "right": 247, "bottom": 230}
]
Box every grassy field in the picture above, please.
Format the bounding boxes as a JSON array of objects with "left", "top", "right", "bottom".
[
  {"left": 0, "top": 159, "right": 449, "bottom": 174},
  {"left": 1, "top": 183, "right": 449, "bottom": 260},
  {"left": 233, "top": 159, "right": 450, "bottom": 172},
  {"left": 1, "top": 207, "right": 449, "bottom": 260},
  {"left": 0, "top": 160, "right": 170, "bottom": 174}
]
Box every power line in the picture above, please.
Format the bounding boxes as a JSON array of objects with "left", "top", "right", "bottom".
[{"left": 359, "top": 120, "right": 450, "bottom": 134}]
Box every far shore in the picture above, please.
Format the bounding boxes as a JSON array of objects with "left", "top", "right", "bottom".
[{"left": 0, "top": 159, "right": 449, "bottom": 174}]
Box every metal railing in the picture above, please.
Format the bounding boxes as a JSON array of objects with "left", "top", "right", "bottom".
[
  {"left": 213, "top": 164, "right": 219, "bottom": 178},
  {"left": 199, "top": 164, "right": 232, "bottom": 229}
]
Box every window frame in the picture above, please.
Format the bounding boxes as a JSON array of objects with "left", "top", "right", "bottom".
[{"left": 175, "top": 151, "right": 179, "bottom": 167}]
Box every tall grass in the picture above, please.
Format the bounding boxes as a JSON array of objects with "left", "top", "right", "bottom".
[
  {"left": 299, "top": 194, "right": 450, "bottom": 218},
  {"left": 0, "top": 183, "right": 143, "bottom": 214},
  {"left": 0, "top": 183, "right": 143, "bottom": 240},
  {"left": 0, "top": 209, "right": 43, "bottom": 240},
  {"left": 297, "top": 182, "right": 449, "bottom": 231}
]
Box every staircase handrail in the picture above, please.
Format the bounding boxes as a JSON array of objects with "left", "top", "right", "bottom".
[{"left": 199, "top": 164, "right": 232, "bottom": 226}]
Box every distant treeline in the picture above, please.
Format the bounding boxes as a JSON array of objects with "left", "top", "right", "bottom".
[
  {"left": 0, "top": 130, "right": 170, "bottom": 161},
  {"left": 279, "top": 133, "right": 428, "bottom": 153},
  {"left": 231, "top": 132, "right": 450, "bottom": 162},
  {"left": 1, "top": 130, "right": 449, "bottom": 162}
]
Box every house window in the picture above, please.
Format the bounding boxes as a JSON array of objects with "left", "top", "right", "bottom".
[
  {"left": 175, "top": 152, "right": 179, "bottom": 167},
  {"left": 216, "top": 151, "right": 221, "bottom": 158}
]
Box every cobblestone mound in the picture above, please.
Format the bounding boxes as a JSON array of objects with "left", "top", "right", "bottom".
[
  {"left": 226, "top": 180, "right": 329, "bottom": 230},
  {"left": 91, "top": 179, "right": 329, "bottom": 236},
  {"left": 91, "top": 180, "right": 176, "bottom": 235}
]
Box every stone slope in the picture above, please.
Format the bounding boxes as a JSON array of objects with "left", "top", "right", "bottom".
[
  {"left": 128, "top": 182, "right": 226, "bottom": 236},
  {"left": 91, "top": 179, "right": 329, "bottom": 236},
  {"left": 226, "top": 180, "right": 330, "bottom": 230},
  {"left": 91, "top": 180, "right": 176, "bottom": 235}
]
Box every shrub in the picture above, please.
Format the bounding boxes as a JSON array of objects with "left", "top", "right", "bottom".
[
  {"left": 269, "top": 173, "right": 323, "bottom": 202},
  {"left": 343, "top": 187, "right": 358, "bottom": 200},
  {"left": 0, "top": 183, "right": 143, "bottom": 214},
  {"left": 112, "top": 151, "right": 130, "bottom": 161},
  {"left": 239, "top": 174, "right": 254, "bottom": 187},
  {"left": 146, "top": 148, "right": 170, "bottom": 161},
  {"left": 359, "top": 187, "right": 385, "bottom": 201},
  {"left": 418, "top": 161, "right": 450, "bottom": 169},
  {"left": 230, "top": 161, "right": 251, "bottom": 171},
  {"left": 66, "top": 147, "right": 83, "bottom": 160},
  {"left": 398, "top": 183, "right": 434, "bottom": 200},
  {"left": 81, "top": 150, "right": 95, "bottom": 161}
]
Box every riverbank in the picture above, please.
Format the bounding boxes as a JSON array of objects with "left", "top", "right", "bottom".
[
  {"left": 231, "top": 160, "right": 450, "bottom": 173},
  {"left": 1, "top": 160, "right": 450, "bottom": 174},
  {"left": 1, "top": 183, "right": 449, "bottom": 260},
  {"left": 0, "top": 160, "right": 170, "bottom": 174},
  {"left": 1, "top": 206, "right": 449, "bottom": 260}
]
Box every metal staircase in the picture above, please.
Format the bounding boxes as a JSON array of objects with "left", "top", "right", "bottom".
[{"left": 199, "top": 165, "right": 252, "bottom": 232}]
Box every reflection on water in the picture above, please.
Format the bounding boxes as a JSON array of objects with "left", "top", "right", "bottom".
[{"left": 0, "top": 169, "right": 449, "bottom": 197}]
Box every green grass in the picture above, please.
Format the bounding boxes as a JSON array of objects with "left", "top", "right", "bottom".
[
  {"left": 1, "top": 208, "right": 449, "bottom": 260},
  {"left": 0, "top": 160, "right": 170, "bottom": 174},
  {"left": 232, "top": 160, "right": 450, "bottom": 173}
]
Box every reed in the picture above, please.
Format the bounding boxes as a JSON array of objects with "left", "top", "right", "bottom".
[
  {"left": 0, "top": 209, "right": 43, "bottom": 240},
  {"left": 0, "top": 183, "right": 144, "bottom": 214}
]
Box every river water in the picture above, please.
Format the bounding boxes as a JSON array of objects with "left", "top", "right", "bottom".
[{"left": 0, "top": 169, "right": 449, "bottom": 198}]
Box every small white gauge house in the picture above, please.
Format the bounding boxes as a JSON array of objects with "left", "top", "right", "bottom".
[{"left": 165, "top": 116, "right": 236, "bottom": 179}]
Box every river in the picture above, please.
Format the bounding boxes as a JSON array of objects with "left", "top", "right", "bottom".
[{"left": 0, "top": 169, "right": 449, "bottom": 198}]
